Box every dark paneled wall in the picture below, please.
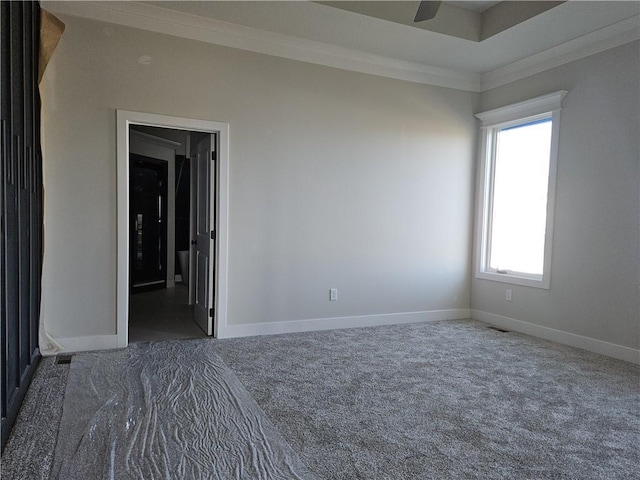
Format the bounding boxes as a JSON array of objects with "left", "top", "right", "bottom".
[{"left": 1, "top": 0, "right": 43, "bottom": 452}]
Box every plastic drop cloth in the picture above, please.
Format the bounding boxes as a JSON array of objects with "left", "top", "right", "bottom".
[{"left": 50, "top": 340, "right": 315, "bottom": 479}]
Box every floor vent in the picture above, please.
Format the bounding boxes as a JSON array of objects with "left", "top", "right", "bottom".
[
  {"left": 487, "top": 326, "right": 510, "bottom": 333},
  {"left": 56, "top": 354, "right": 74, "bottom": 365}
]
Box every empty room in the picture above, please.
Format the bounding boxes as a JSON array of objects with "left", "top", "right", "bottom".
[{"left": 1, "top": 1, "right": 638, "bottom": 479}]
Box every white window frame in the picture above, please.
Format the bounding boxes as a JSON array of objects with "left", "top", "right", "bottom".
[{"left": 474, "top": 91, "right": 567, "bottom": 289}]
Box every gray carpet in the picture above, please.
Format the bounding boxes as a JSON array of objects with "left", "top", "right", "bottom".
[
  {"left": 2, "top": 320, "right": 639, "bottom": 479},
  {"left": 50, "top": 340, "right": 313, "bottom": 479},
  {"left": 214, "top": 320, "right": 640, "bottom": 479},
  {"left": 1, "top": 357, "right": 70, "bottom": 479}
]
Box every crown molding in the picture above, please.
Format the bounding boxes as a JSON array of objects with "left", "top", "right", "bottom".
[
  {"left": 42, "top": 2, "right": 639, "bottom": 93},
  {"left": 482, "top": 15, "right": 640, "bottom": 91},
  {"left": 42, "top": 1, "right": 482, "bottom": 92}
]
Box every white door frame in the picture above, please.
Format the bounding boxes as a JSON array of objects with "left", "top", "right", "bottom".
[{"left": 116, "top": 110, "right": 229, "bottom": 347}]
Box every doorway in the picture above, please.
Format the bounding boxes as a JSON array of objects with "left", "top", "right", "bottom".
[
  {"left": 128, "top": 125, "right": 213, "bottom": 341},
  {"left": 116, "top": 111, "right": 229, "bottom": 348}
]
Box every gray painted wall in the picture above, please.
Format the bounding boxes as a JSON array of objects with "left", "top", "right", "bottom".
[
  {"left": 39, "top": 15, "right": 477, "bottom": 340},
  {"left": 39, "top": 13, "right": 637, "bottom": 356},
  {"left": 473, "top": 42, "right": 640, "bottom": 350}
]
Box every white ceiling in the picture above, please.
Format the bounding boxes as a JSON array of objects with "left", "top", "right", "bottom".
[
  {"left": 448, "top": 1, "right": 501, "bottom": 13},
  {"left": 148, "top": 1, "right": 639, "bottom": 73},
  {"left": 44, "top": 1, "right": 640, "bottom": 91}
]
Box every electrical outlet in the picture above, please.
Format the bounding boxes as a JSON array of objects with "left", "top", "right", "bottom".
[
  {"left": 330, "top": 288, "right": 338, "bottom": 301},
  {"left": 505, "top": 289, "right": 512, "bottom": 302}
]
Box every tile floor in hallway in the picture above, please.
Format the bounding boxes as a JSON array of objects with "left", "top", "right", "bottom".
[{"left": 128, "top": 284, "right": 209, "bottom": 343}]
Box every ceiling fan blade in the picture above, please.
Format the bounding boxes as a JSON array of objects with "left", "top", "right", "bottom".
[{"left": 414, "top": 1, "right": 442, "bottom": 22}]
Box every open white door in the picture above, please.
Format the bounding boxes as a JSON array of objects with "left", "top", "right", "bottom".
[{"left": 193, "top": 134, "right": 215, "bottom": 335}]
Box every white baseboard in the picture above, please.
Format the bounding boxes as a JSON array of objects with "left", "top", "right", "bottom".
[
  {"left": 43, "top": 334, "right": 120, "bottom": 355},
  {"left": 218, "top": 309, "right": 470, "bottom": 339},
  {"left": 471, "top": 310, "right": 640, "bottom": 365}
]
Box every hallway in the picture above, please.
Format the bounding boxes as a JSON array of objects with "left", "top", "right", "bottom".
[{"left": 128, "top": 285, "right": 208, "bottom": 343}]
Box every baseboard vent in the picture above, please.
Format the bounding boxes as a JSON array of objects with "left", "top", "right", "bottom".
[
  {"left": 487, "top": 326, "right": 510, "bottom": 333},
  {"left": 56, "top": 354, "right": 74, "bottom": 365}
]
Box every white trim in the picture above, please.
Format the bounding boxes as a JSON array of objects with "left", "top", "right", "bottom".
[
  {"left": 116, "top": 110, "right": 229, "bottom": 348},
  {"left": 214, "top": 125, "right": 230, "bottom": 340},
  {"left": 218, "top": 309, "right": 470, "bottom": 339},
  {"left": 475, "top": 272, "right": 547, "bottom": 289},
  {"left": 44, "top": 335, "right": 120, "bottom": 355},
  {"left": 475, "top": 91, "right": 567, "bottom": 126},
  {"left": 482, "top": 15, "right": 640, "bottom": 91},
  {"left": 471, "top": 310, "right": 640, "bottom": 365},
  {"left": 474, "top": 93, "right": 566, "bottom": 290},
  {"left": 42, "top": 0, "right": 480, "bottom": 92}
]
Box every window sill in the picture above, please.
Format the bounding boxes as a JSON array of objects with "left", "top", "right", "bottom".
[{"left": 475, "top": 270, "right": 550, "bottom": 289}]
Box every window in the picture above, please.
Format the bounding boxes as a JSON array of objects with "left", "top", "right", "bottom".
[{"left": 474, "top": 91, "right": 566, "bottom": 289}]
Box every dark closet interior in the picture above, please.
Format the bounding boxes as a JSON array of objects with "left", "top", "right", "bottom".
[{"left": 130, "top": 154, "right": 169, "bottom": 294}]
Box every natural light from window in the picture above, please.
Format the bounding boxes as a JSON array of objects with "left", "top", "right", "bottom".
[{"left": 489, "top": 118, "right": 552, "bottom": 276}]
